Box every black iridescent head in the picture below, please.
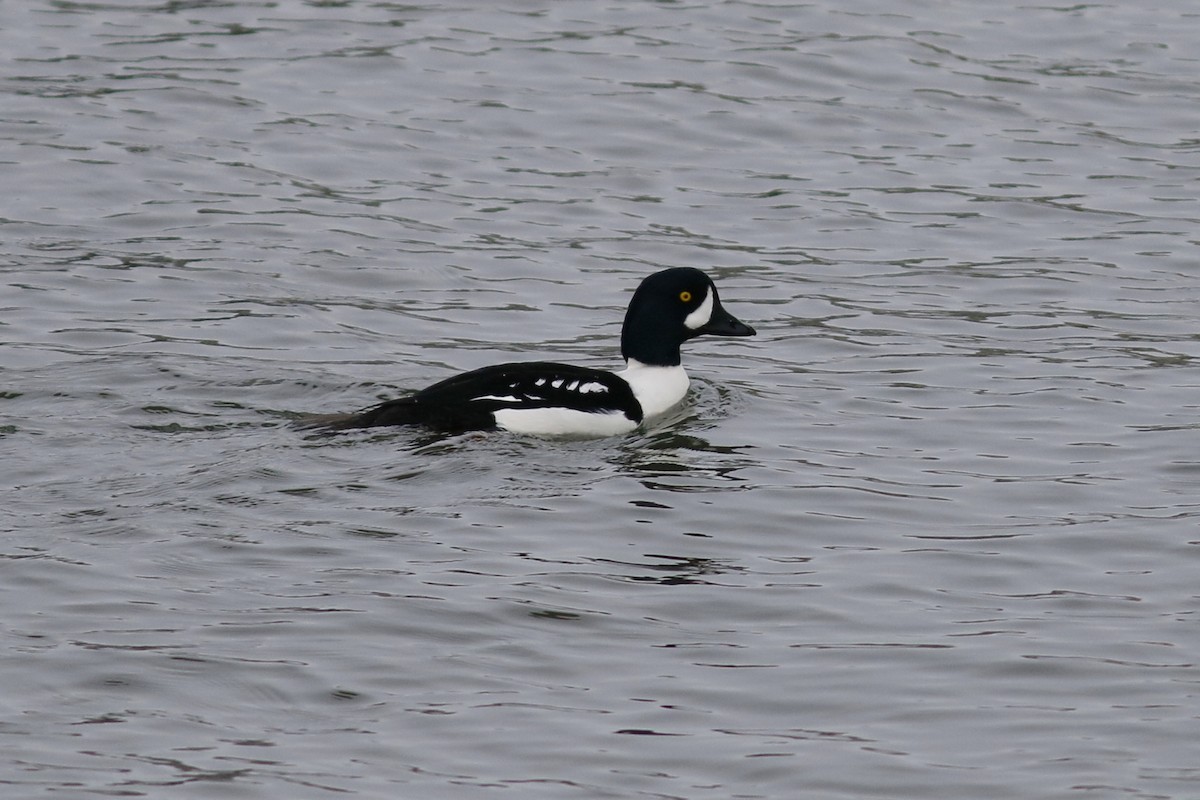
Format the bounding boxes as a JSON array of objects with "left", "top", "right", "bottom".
[{"left": 620, "top": 267, "right": 756, "bottom": 366}]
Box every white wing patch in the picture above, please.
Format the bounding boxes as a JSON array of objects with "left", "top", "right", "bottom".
[{"left": 472, "top": 377, "right": 609, "bottom": 404}]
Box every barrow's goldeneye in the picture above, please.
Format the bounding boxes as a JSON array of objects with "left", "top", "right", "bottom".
[{"left": 302, "top": 267, "right": 756, "bottom": 436}]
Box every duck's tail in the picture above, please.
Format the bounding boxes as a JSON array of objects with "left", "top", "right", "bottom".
[{"left": 293, "top": 397, "right": 424, "bottom": 433}]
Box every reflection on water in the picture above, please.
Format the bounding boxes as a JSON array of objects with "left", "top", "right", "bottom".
[{"left": 590, "top": 555, "right": 746, "bottom": 586}]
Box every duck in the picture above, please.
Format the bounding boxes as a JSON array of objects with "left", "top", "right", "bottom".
[{"left": 301, "top": 267, "right": 756, "bottom": 436}]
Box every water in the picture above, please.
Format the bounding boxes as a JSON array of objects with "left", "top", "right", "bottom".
[{"left": 3, "top": 1, "right": 1199, "bottom": 798}]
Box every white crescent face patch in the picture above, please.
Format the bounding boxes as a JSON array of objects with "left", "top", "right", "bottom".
[{"left": 683, "top": 288, "right": 714, "bottom": 330}]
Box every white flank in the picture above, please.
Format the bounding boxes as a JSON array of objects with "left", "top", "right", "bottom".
[
  {"left": 493, "top": 407, "right": 637, "bottom": 437},
  {"left": 683, "top": 289, "right": 714, "bottom": 330},
  {"left": 472, "top": 394, "right": 521, "bottom": 403},
  {"left": 617, "top": 359, "right": 689, "bottom": 419}
]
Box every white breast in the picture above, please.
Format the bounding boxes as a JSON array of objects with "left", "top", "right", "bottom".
[{"left": 616, "top": 360, "right": 690, "bottom": 419}]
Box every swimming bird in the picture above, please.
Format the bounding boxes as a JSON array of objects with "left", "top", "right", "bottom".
[{"left": 302, "top": 267, "right": 755, "bottom": 436}]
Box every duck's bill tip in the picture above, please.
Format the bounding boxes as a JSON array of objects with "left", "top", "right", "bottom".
[{"left": 696, "top": 305, "right": 757, "bottom": 337}]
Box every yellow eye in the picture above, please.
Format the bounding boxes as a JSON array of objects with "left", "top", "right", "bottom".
[{"left": 679, "top": 290, "right": 692, "bottom": 303}]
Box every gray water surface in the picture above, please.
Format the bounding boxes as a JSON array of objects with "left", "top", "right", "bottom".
[{"left": 3, "top": 2, "right": 1199, "bottom": 798}]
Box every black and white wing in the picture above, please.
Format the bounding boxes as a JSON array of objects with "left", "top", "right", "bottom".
[{"left": 304, "top": 362, "right": 641, "bottom": 433}]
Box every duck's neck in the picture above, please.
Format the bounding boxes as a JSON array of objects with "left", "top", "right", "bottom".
[{"left": 621, "top": 305, "right": 684, "bottom": 367}]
